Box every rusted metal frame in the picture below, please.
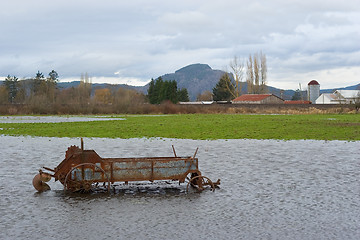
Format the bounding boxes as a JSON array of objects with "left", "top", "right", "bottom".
[
  {"left": 81, "top": 148, "right": 85, "bottom": 183},
  {"left": 64, "top": 163, "right": 111, "bottom": 191},
  {"left": 108, "top": 158, "right": 191, "bottom": 169},
  {"left": 110, "top": 162, "right": 114, "bottom": 184},
  {"left": 151, "top": 160, "right": 154, "bottom": 182},
  {"left": 72, "top": 157, "right": 195, "bottom": 183},
  {"left": 102, "top": 156, "right": 186, "bottom": 162},
  {"left": 186, "top": 157, "right": 199, "bottom": 172},
  {"left": 110, "top": 159, "right": 189, "bottom": 169},
  {"left": 106, "top": 157, "right": 195, "bottom": 183},
  {"left": 54, "top": 153, "right": 78, "bottom": 173}
]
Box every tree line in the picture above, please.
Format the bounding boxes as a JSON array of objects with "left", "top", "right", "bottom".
[
  {"left": 1, "top": 71, "right": 190, "bottom": 108},
  {"left": 147, "top": 77, "right": 189, "bottom": 104},
  {"left": 1, "top": 70, "right": 59, "bottom": 104},
  {"left": 0, "top": 70, "right": 94, "bottom": 105}
]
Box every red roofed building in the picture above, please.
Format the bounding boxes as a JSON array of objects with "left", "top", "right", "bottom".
[{"left": 232, "top": 94, "right": 284, "bottom": 104}]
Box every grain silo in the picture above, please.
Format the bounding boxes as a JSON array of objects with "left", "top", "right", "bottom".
[{"left": 308, "top": 80, "right": 320, "bottom": 103}]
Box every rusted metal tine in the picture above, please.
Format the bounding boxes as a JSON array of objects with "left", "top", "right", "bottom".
[
  {"left": 172, "top": 145, "right": 177, "bottom": 157},
  {"left": 81, "top": 138, "right": 84, "bottom": 151},
  {"left": 187, "top": 147, "right": 199, "bottom": 170},
  {"left": 192, "top": 147, "right": 199, "bottom": 159}
]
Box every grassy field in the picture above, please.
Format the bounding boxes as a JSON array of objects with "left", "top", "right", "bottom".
[{"left": 0, "top": 114, "right": 359, "bottom": 140}]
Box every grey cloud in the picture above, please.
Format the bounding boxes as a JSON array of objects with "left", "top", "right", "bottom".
[{"left": 1, "top": 1, "right": 359, "bottom": 89}]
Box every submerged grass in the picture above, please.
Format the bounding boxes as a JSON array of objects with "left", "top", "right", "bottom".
[{"left": 0, "top": 114, "right": 359, "bottom": 140}]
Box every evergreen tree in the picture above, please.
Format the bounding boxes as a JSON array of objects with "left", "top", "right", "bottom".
[
  {"left": 4, "top": 75, "right": 18, "bottom": 103},
  {"left": 147, "top": 77, "right": 189, "bottom": 104},
  {"left": 48, "top": 70, "right": 59, "bottom": 83},
  {"left": 154, "top": 77, "right": 164, "bottom": 103},
  {"left": 46, "top": 70, "right": 59, "bottom": 102},
  {"left": 31, "top": 71, "right": 46, "bottom": 95},
  {"left": 147, "top": 78, "right": 156, "bottom": 104},
  {"left": 177, "top": 88, "right": 190, "bottom": 102},
  {"left": 213, "top": 74, "right": 234, "bottom": 101},
  {"left": 167, "top": 80, "right": 178, "bottom": 103}
]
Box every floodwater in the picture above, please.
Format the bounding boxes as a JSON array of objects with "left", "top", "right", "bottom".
[
  {"left": 0, "top": 115, "right": 124, "bottom": 123},
  {"left": 0, "top": 136, "right": 359, "bottom": 240}
]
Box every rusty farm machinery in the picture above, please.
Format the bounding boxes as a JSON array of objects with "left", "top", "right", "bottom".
[{"left": 33, "top": 139, "right": 220, "bottom": 193}]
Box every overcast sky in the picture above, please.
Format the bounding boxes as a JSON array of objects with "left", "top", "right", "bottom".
[{"left": 1, "top": 0, "right": 359, "bottom": 90}]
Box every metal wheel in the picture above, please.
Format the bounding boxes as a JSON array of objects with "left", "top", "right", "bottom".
[
  {"left": 64, "top": 163, "right": 111, "bottom": 192},
  {"left": 186, "top": 175, "right": 215, "bottom": 192}
]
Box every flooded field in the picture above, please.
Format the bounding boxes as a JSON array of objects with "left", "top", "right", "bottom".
[
  {"left": 0, "top": 136, "right": 359, "bottom": 239},
  {"left": 0, "top": 115, "right": 124, "bottom": 123}
]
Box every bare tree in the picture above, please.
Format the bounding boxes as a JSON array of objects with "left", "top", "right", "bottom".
[
  {"left": 94, "top": 88, "right": 112, "bottom": 104},
  {"left": 246, "top": 55, "right": 254, "bottom": 94},
  {"left": 197, "top": 90, "right": 213, "bottom": 101},
  {"left": 253, "top": 53, "right": 260, "bottom": 93},
  {"left": 78, "top": 72, "right": 92, "bottom": 104},
  {"left": 0, "top": 85, "right": 7, "bottom": 103},
  {"left": 260, "top": 52, "right": 267, "bottom": 93},
  {"left": 246, "top": 52, "right": 268, "bottom": 94},
  {"left": 224, "top": 56, "right": 245, "bottom": 99}
]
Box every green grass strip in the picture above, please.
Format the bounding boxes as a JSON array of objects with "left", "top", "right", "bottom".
[{"left": 0, "top": 114, "right": 359, "bottom": 140}]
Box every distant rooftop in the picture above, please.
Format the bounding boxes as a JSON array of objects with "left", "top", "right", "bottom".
[{"left": 334, "top": 90, "right": 360, "bottom": 98}]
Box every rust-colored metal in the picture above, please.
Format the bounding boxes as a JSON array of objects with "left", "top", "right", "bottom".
[
  {"left": 172, "top": 145, "right": 177, "bottom": 157},
  {"left": 34, "top": 138, "right": 220, "bottom": 193},
  {"left": 186, "top": 175, "right": 218, "bottom": 192},
  {"left": 32, "top": 170, "right": 52, "bottom": 192}
]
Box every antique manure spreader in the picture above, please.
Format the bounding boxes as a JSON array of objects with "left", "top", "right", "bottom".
[{"left": 33, "top": 139, "right": 220, "bottom": 193}]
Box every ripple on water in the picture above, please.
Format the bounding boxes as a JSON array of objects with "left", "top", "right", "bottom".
[{"left": 0, "top": 136, "right": 359, "bottom": 239}]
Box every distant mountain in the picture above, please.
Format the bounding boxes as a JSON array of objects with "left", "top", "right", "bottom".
[
  {"left": 0, "top": 80, "right": 138, "bottom": 97},
  {"left": 140, "top": 63, "right": 305, "bottom": 100},
  {"left": 58, "top": 81, "right": 137, "bottom": 90},
  {"left": 320, "top": 83, "right": 360, "bottom": 93},
  {"left": 140, "top": 63, "right": 227, "bottom": 101},
  {"left": 57, "top": 81, "right": 138, "bottom": 95}
]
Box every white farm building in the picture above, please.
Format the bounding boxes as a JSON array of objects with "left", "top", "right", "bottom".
[{"left": 315, "top": 90, "right": 360, "bottom": 104}]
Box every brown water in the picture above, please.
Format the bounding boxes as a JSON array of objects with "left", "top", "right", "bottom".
[{"left": 0, "top": 136, "right": 359, "bottom": 239}]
